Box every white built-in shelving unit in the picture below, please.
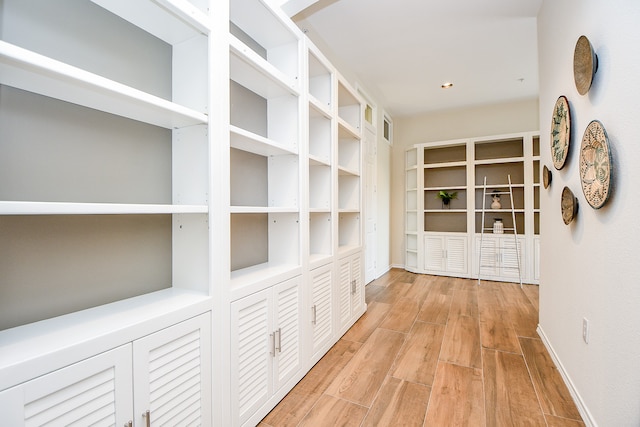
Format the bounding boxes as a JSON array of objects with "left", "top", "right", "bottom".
[
  {"left": 0, "top": 1, "right": 365, "bottom": 426},
  {"left": 0, "top": 0, "right": 216, "bottom": 425},
  {"left": 405, "top": 132, "right": 540, "bottom": 284}
]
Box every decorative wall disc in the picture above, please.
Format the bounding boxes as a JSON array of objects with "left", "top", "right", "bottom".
[
  {"left": 580, "top": 120, "right": 612, "bottom": 209},
  {"left": 561, "top": 186, "right": 578, "bottom": 225},
  {"left": 574, "top": 35, "right": 598, "bottom": 95},
  {"left": 542, "top": 165, "right": 552, "bottom": 189},
  {"left": 550, "top": 96, "right": 571, "bottom": 169}
]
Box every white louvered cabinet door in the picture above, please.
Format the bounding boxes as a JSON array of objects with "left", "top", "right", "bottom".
[
  {"left": 272, "top": 277, "right": 302, "bottom": 391},
  {"left": 445, "top": 236, "right": 468, "bottom": 274},
  {"left": 0, "top": 345, "right": 133, "bottom": 426},
  {"left": 337, "top": 258, "right": 352, "bottom": 328},
  {"left": 231, "top": 289, "right": 271, "bottom": 427},
  {"left": 310, "top": 264, "right": 333, "bottom": 356},
  {"left": 133, "top": 313, "right": 212, "bottom": 427},
  {"left": 349, "top": 254, "right": 363, "bottom": 316}
]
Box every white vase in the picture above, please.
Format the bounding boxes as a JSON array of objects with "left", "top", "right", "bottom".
[{"left": 491, "top": 195, "right": 501, "bottom": 209}]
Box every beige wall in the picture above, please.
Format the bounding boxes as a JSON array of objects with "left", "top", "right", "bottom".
[
  {"left": 390, "top": 99, "right": 539, "bottom": 266},
  {"left": 538, "top": 1, "right": 640, "bottom": 424}
]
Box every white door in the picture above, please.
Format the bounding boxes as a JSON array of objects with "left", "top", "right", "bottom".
[
  {"left": 445, "top": 236, "right": 468, "bottom": 274},
  {"left": 231, "top": 289, "right": 271, "bottom": 426},
  {"left": 500, "top": 237, "right": 524, "bottom": 279},
  {"left": 338, "top": 257, "right": 352, "bottom": 328},
  {"left": 364, "top": 123, "right": 377, "bottom": 283},
  {"left": 273, "top": 277, "right": 302, "bottom": 391},
  {"left": 424, "top": 235, "right": 445, "bottom": 271},
  {"left": 0, "top": 345, "right": 133, "bottom": 426},
  {"left": 477, "top": 236, "right": 499, "bottom": 277},
  {"left": 350, "top": 253, "right": 363, "bottom": 315},
  {"left": 133, "top": 313, "right": 212, "bottom": 427},
  {"left": 310, "top": 264, "right": 333, "bottom": 356}
]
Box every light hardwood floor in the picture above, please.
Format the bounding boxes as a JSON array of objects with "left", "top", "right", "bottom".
[{"left": 260, "top": 269, "right": 584, "bottom": 427}]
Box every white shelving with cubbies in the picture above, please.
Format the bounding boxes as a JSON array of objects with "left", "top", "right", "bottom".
[
  {"left": 0, "top": 0, "right": 217, "bottom": 423},
  {"left": 406, "top": 132, "right": 540, "bottom": 283}
]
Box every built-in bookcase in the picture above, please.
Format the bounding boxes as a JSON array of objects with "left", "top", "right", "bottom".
[
  {"left": 229, "top": 0, "right": 303, "bottom": 290},
  {"left": 0, "top": 0, "right": 212, "bottom": 332},
  {"left": 406, "top": 132, "right": 540, "bottom": 283}
]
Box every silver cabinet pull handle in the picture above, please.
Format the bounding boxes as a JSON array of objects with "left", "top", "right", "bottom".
[
  {"left": 312, "top": 305, "right": 317, "bottom": 325},
  {"left": 143, "top": 410, "right": 150, "bottom": 427},
  {"left": 275, "top": 328, "right": 282, "bottom": 353},
  {"left": 270, "top": 332, "right": 275, "bottom": 356}
]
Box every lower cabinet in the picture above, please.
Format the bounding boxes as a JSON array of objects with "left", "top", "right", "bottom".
[
  {"left": 337, "top": 252, "right": 364, "bottom": 333},
  {"left": 424, "top": 233, "right": 468, "bottom": 276},
  {"left": 476, "top": 235, "right": 526, "bottom": 282},
  {"left": 0, "top": 313, "right": 212, "bottom": 426},
  {"left": 310, "top": 263, "right": 333, "bottom": 359},
  {"left": 231, "top": 276, "right": 302, "bottom": 426}
]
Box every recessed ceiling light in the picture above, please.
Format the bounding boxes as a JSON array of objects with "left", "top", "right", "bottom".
[{"left": 441, "top": 82, "right": 454, "bottom": 89}]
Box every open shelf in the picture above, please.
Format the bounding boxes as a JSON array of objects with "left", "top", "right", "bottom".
[
  {"left": 424, "top": 144, "right": 466, "bottom": 164},
  {"left": 337, "top": 80, "right": 361, "bottom": 131},
  {"left": 0, "top": 41, "right": 207, "bottom": 129},
  {"left": 310, "top": 212, "right": 332, "bottom": 260},
  {"left": 425, "top": 189, "right": 467, "bottom": 211},
  {"left": 230, "top": 125, "right": 297, "bottom": 157},
  {"left": 230, "top": 212, "right": 300, "bottom": 277},
  {"left": 338, "top": 174, "right": 360, "bottom": 211},
  {"left": 475, "top": 162, "right": 525, "bottom": 185},
  {"left": 475, "top": 212, "right": 525, "bottom": 235},
  {"left": 338, "top": 212, "right": 360, "bottom": 250},
  {"left": 406, "top": 148, "right": 418, "bottom": 168},
  {"left": 406, "top": 212, "right": 418, "bottom": 233},
  {"left": 229, "top": 79, "right": 299, "bottom": 153},
  {"left": 90, "top": 0, "right": 210, "bottom": 44},
  {"left": 424, "top": 212, "right": 467, "bottom": 233},
  {"left": 229, "top": 35, "right": 299, "bottom": 97},
  {"left": 424, "top": 166, "right": 466, "bottom": 188},
  {"left": 338, "top": 123, "right": 361, "bottom": 174},
  {"left": 0, "top": 202, "right": 207, "bottom": 215},
  {"left": 308, "top": 48, "right": 332, "bottom": 109},
  {"left": 310, "top": 164, "right": 332, "bottom": 210},
  {"left": 230, "top": 148, "right": 299, "bottom": 209},
  {"left": 309, "top": 102, "right": 332, "bottom": 164},
  {"left": 475, "top": 137, "right": 524, "bottom": 161},
  {"left": 229, "top": 0, "right": 300, "bottom": 84},
  {"left": 475, "top": 187, "right": 524, "bottom": 210}
]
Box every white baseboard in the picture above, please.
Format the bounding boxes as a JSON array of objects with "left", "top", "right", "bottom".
[
  {"left": 537, "top": 325, "right": 597, "bottom": 427},
  {"left": 390, "top": 263, "right": 404, "bottom": 269}
]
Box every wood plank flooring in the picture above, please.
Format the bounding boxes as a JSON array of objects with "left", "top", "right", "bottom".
[{"left": 260, "top": 269, "right": 584, "bottom": 427}]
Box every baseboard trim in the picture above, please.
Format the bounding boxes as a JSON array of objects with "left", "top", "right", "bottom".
[
  {"left": 537, "top": 325, "right": 597, "bottom": 427},
  {"left": 390, "top": 263, "right": 404, "bottom": 269}
]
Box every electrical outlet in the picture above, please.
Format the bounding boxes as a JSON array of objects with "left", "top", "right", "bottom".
[{"left": 582, "top": 318, "right": 590, "bottom": 344}]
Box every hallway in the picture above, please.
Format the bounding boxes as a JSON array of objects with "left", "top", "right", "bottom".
[{"left": 260, "top": 269, "right": 584, "bottom": 426}]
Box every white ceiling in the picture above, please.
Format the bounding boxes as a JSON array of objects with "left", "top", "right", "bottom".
[{"left": 287, "top": 0, "right": 542, "bottom": 117}]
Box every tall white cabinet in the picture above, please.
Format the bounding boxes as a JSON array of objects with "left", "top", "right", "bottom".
[
  {"left": 405, "top": 132, "right": 540, "bottom": 284},
  {"left": 0, "top": 0, "right": 216, "bottom": 425},
  {"left": 0, "top": 1, "right": 366, "bottom": 426},
  {"left": 225, "top": 3, "right": 365, "bottom": 425}
]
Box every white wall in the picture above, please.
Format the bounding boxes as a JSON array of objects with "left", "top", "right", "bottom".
[
  {"left": 537, "top": 1, "right": 640, "bottom": 425},
  {"left": 390, "top": 99, "right": 540, "bottom": 266}
]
